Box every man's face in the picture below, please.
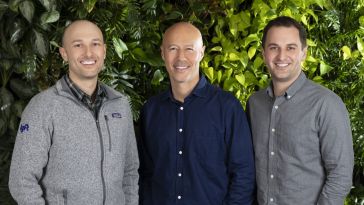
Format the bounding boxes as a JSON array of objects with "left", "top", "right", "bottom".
[
  {"left": 262, "top": 26, "right": 307, "bottom": 85},
  {"left": 59, "top": 21, "right": 106, "bottom": 84},
  {"left": 161, "top": 23, "right": 205, "bottom": 88}
]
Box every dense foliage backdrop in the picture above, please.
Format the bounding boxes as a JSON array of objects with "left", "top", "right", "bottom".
[{"left": 0, "top": 0, "right": 363, "bottom": 204}]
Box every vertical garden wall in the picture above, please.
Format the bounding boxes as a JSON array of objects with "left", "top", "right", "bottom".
[{"left": 0, "top": 0, "right": 363, "bottom": 204}]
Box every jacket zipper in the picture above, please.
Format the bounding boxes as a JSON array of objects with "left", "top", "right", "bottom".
[
  {"left": 63, "top": 190, "right": 67, "bottom": 205},
  {"left": 96, "top": 118, "right": 106, "bottom": 205},
  {"left": 104, "top": 115, "right": 112, "bottom": 151}
]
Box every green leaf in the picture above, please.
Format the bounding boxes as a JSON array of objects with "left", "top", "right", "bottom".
[
  {"left": 84, "top": 0, "right": 97, "bottom": 13},
  {"left": 228, "top": 52, "right": 240, "bottom": 61},
  {"left": 307, "top": 39, "right": 316, "bottom": 47},
  {"left": 217, "top": 70, "right": 222, "bottom": 83},
  {"left": 40, "top": 10, "right": 60, "bottom": 25},
  {"left": 112, "top": 37, "right": 128, "bottom": 60},
  {"left": 244, "top": 70, "right": 258, "bottom": 86},
  {"left": 319, "top": 61, "right": 332, "bottom": 75},
  {"left": 38, "top": 0, "right": 51, "bottom": 11},
  {"left": 235, "top": 74, "right": 245, "bottom": 86},
  {"left": 357, "top": 37, "right": 364, "bottom": 57},
  {"left": 19, "top": 0, "right": 34, "bottom": 23},
  {"left": 359, "top": 16, "right": 364, "bottom": 27},
  {"left": 204, "top": 67, "right": 214, "bottom": 82},
  {"left": 9, "top": 78, "right": 35, "bottom": 99},
  {"left": 0, "top": 118, "right": 6, "bottom": 136},
  {"left": 165, "top": 11, "right": 183, "bottom": 20},
  {"left": 151, "top": 69, "right": 164, "bottom": 85},
  {"left": 248, "top": 46, "right": 256, "bottom": 59},
  {"left": 341, "top": 45, "right": 351, "bottom": 60},
  {"left": 252, "top": 56, "right": 264, "bottom": 71},
  {"left": 243, "top": 34, "right": 259, "bottom": 48},
  {"left": 0, "top": 1, "right": 8, "bottom": 15},
  {"left": 9, "top": 0, "right": 22, "bottom": 12},
  {"left": 33, "top": 29, "right": 48, "bottom": 57},
  {"left": 10, "top": 21, "right": 25, "bottom": 43},
  {"left": 12, "top": 100, "right": 26, "bottom": 118},
  {"left": 0, "top": 87, "right": 14, "bottom": 118},
  {"left": 210, "top": 46, "right": 222, "bottom": 52}
]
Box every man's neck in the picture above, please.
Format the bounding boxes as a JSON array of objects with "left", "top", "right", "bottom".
[
  {"left": 69, "top": 77, "right": 98, "bottom": 96},
  {"left": 171, "top": 80, "right": 198, "bottom": 103},
  {"left": 272, "top": 81, "right": 290, "bottom": 97}
]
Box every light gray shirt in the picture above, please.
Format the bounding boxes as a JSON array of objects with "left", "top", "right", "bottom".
[{"left": 247, "top": 72, "right": 353, "bottom": 205}]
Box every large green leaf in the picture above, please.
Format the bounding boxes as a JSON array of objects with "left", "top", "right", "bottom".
[
  {"left": 112, "top": 37, "right": 128, "bottom": 60},
  {"left": 10, "top": 20, "right": 25, "bottom": 43},
  {"left": 357, "top": 37, "right": 364, "bottom": 57},
  {"left": 151, "top": 69, "right": 164, "bottom": 85},
  {"left": 0, "top": 87, "right": 14, "bottom": 118},
  {"left": 33, "top": 29, "right": 48, "bottom": 57},
  {"left": 38, "top": 0, "right": 51, "bottom": 11},
  {"left": 84, "top": 0, "right": 97, "bottom": 13},
  {"left": 319, "top": 61, "right": 333, "bottom": 75},
  {"left": 19, "top": 0, "right": 34, "bottom": 23},
  {"left": 341, "top": 45, "right": 351, "bottom": 60},
  {"left": 8, "top": 0, "right": 21, "bottom": 12},
  {"left": 40, "top": 10, "right": 60, "bottom": 25},
  {"left": 9, "top": 78, "right": 35, "bottom": 99},
  {"left": 0, "top": 1, "right": 8, "bottom": 19}
]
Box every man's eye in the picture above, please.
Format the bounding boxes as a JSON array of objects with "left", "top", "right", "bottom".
[
  {"left": 287, "top": 47, "right": 296, "bottom": 51},
  {"left": 168, "top": 47, "right": 177, "bottom": 51},
  {"left": 73, "top": 44, "right": 81, "bottom": 48},
  {"left": 269, "top": 47, "right": 278, "bottom": 51},
  {"left": 93, "top": 43, "right": 101, "bottom": 46}
]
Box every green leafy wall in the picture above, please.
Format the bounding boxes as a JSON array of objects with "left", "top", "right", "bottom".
[{"left": 0, "top": 0, "right": 363, "bottom": 204}]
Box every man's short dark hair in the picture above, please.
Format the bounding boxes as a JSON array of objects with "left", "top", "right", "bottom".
[{"left": 262, "top": 16, "right": 307, "bottom": 49}]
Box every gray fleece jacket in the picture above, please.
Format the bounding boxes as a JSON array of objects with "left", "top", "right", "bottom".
[{"left": 9, "top": 78, "right": 139, "bottom": 205}]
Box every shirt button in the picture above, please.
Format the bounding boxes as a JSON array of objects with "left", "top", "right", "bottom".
[
  {"left": 178, "top": 150, "right": 183, "bottom": 155},
  {"left": 180, "top": 106, "right": 184, "bottom": 110},
  {"left": 271, "top": 128, "right": 275, "bottom": 132},
  {"left": 274, "top": 105, "right": 278, "bottom": 109},
  {"left": 287, "top": 95, "right": 291, "bottom": 99},
  {"left": 179, "top": 128, "right": 183, "bottom": 132},
  {"left": 271, "top": 151, "right": 275, "bottom": 156},
  {"left": 178, "top": 173, "right": 182, "bottom": 177},
  {"left": 270, "top": 174, "right": 274, "bottom": 179},
  {"left": 270, "top": 198, "right": 274, "bottom": 202},
  {"left": 177, "top": 195, "right": 182, "bottom": 199}
]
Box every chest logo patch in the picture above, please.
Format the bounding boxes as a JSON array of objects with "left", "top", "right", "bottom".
[{"left": 112, "top": 112, "right": 122, "bottom": 118}]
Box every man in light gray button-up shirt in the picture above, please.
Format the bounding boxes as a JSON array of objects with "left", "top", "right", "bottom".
[{"left": 247, "top": 16, "right": 354, "bottom": 205}]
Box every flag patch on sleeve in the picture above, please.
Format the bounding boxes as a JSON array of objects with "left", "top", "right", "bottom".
[{"left": 20, "top": 124, "right": 29, "bottom": 133}]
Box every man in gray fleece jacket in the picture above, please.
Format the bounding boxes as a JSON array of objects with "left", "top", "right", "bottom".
[{"left": 9, "top": 20, "right": 139, "bottom": 205}]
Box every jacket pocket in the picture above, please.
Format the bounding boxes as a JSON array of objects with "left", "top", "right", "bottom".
[{"left": 105, "top": 115, "right": 112, "bottom": 151}]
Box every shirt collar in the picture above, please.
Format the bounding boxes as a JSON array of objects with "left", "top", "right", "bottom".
[
  {"left": 64, "top": 74, "right": 106, "bottom": 102},
  {"left": 161, "top": 74, "right": 208, "bottom": 101},
  {"left": 266, "top": 71, "right": 307, "bottom": 100}
]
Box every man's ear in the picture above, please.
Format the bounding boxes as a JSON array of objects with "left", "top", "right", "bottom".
[
  {"left": 103, "top": 44, "right": 107, "bottom": 59},
  {"left": 161, "top": 46, "right": 165, "bottom": 60},
  {"left": 302, "top": 46, "right": 308, "bottom": 59},
  {"left": 59, "top": 47, "right": 68, "bottom": 61},
  {"left": 198, "top": 46, "right": 205, "bottom": 61}
]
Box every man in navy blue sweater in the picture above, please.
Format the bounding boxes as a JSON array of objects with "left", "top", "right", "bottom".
[{"left": 138, "top": 22, "right": 256, "bottom": 205}]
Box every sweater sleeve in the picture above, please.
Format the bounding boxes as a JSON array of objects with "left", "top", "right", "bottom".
[
  {"left": 122, "top": 101, "right": 140, "bottom": 205},
  {"left": 9, "top": 95, "right": 52, "bottom": 205}
]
